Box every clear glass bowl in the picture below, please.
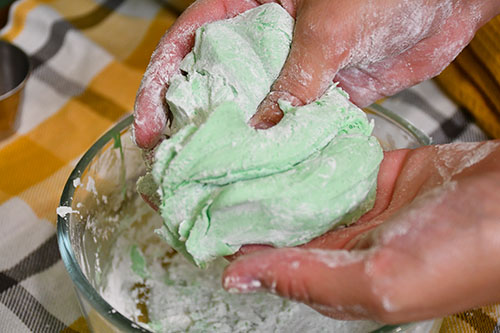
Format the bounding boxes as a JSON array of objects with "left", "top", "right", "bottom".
[{"left": 57, "top": 105, "right": 431, "bottom": 333}]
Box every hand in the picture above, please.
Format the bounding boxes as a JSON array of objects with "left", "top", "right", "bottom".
[
  {"left": 133, "top": 0, "right": 260, "bottom": 149},
  {"left": 133, "top": 0, "right": 500, "bottom": 147},
  {"left": 222, "top": 140, "right": 500, "bottom": 324},
  {"left": 249, "top": 0, "right": 500, "bottom": 128}
]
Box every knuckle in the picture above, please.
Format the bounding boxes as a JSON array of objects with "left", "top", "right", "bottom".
[
  {"left": 295, "top": 1, "right": 335, "bottom": 43},
  {"left": 279, "top": 276, "right": 311, "bottom": 304}
]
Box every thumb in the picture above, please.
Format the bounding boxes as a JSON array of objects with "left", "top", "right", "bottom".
[
  {"left": 249, "top": 8, "right": 349, "bottom": 129},
  {"left": 222, "top": 247, "right": 376, "bottom": 319}
]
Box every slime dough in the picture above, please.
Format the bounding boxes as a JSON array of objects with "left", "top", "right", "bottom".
[{"left": 149, "top": 4, "right": 383, "bottom": 267}]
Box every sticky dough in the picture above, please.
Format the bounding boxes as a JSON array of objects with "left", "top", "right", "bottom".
[{"left": 150, "top": 3, "right": 383, "bottom": 267}]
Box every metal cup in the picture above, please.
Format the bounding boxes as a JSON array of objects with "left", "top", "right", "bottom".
[{"left": 0, "top": 39, "right": 30, "bottom": 139}]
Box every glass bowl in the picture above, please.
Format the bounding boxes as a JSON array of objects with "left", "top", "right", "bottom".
[{"left": 57, "top": 104, "right": 431, "bottom": 333}]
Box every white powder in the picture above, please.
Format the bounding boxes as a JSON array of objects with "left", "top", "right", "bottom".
[
  {"left": 308, "top": 248, "right": 365, "bottom": 269},
  {"left": 98, "top": 196, "right": 383, "bottom": 333},
  {"left": 56, "top": 206, "right": 79, "bottom": 218},
  {"left": 436, "top": 141, "right": 499, "bottom": 182},
  {"left": 85, "top": 176, "right": 98, "bottom": 196},
  {"left": 73, "top": 177, "right": 81, "bottom": 188}
]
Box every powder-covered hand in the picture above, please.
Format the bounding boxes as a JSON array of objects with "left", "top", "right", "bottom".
[
  {"left": 248, "top": 0, "right": 500, "bottom": 129},
  {"left": 223, "top": 140, "right": 500, "bottom": 323},
  {"left": 133, "top": 0, "right": 499, "bottom": 147}
]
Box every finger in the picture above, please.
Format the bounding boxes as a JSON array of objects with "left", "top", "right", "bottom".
[
  {"left": 134, "top": 0, "right": 260, "bottom": 148},
  {"left": 249, "top": 1, "right": 351, "bottom": 129},
  {"left": 226, "top": 150, "right": 411, "bottom": 257},
  {"left": 222, "top": 247, "right": 377, "bottom": 320},
  {"left": 224, "top": 244, "right": 273, "bottom": 261},
  {"left": 301, "top": 149, "right": 410, "bottom": 251},
  {"left": 140, "top": 193, "right": 159, "bottom": 211},
  {"left": 228, "top": 148, "right": 410, "bottom": 260},
  {"left": 223, "top": 150, "right": 411, "bottom": 259},
  {"left": 355, "top": 149, "right": 410, "bottom": 224}
]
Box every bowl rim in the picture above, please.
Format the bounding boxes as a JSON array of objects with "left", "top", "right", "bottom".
[
  {"left": 366, "top": 103, "right": 432, "bottom": 146},
  {"left": 57, "top": 115, "right": 151, "bottom": 332},
  {"left": 57, "top": 106, "right": 430, "bottom": 333}
]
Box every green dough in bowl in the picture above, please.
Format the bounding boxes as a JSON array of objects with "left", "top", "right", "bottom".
[{"left": 147, "top": 3, "right": 383, "bottom": 267}]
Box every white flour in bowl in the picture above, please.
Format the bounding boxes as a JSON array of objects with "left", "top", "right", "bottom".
[{"left": 98, "top": 195, "right": 383, "bottom": 333}]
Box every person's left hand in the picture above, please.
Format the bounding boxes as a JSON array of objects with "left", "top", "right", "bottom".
[{"left": 223, "top": 140, "right": 500, "bottom": 324}]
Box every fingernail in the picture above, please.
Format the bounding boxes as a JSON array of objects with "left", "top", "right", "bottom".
[
  {"left": 253, "top": 121, "right": 274, "bottom": 129},
  {"left": 250, "top": 119, "right": 275, "bottom": 130},
  {"left": 223, "top": 275, "right": 263, "bottom": 294},
  {"left": 267, "top": 91, "right": 303, "bottom": 106},
  {"left": 247, "top": 117, "right": 257, "bottom": 128}
]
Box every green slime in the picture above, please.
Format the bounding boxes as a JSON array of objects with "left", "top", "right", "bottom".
[{"left": 150, "top": 4, "right": 383, "bottom": 267}]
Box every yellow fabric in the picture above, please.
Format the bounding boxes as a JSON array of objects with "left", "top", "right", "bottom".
[
  {"left": 440, "top": 308, "right": 500, "bottom": 333},
  {"left": 436, "top": 15, "right": 500, "bottom": 139},
  {"left": 1, "top": 0, "right": 49, "bottom": 40},
  {"left": 434, "top": 14, "right": 500, "bottom": 333},
  {"left": 0, "top": 0, "right": 181, "bottom": 331},
  {"left": 64, "top": 317, "right": 90, "bottom": 333}
]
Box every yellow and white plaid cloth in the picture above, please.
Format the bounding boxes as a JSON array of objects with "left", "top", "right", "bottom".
[
  {"left": 0, "top": 1, "right": 498, "bottom": 332},
  {"left": 436, "top": 15, "right": 500, "bottom": 140}
]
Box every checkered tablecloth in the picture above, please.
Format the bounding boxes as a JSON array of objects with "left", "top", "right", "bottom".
[{"left": 0, "top": 1, "right": 498, "bottom": 332}]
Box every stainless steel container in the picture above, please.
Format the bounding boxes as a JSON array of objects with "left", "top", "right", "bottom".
[{"left": 0, "top": 39, "right": 30, "bottom": 139}]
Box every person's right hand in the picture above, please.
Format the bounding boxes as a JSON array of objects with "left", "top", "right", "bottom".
[
  {"left": 133, "top": 0, "right": 500, "bottom": 148},
  {"left": 223, "top": 140, "right": 500, "bottom": 323}
]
